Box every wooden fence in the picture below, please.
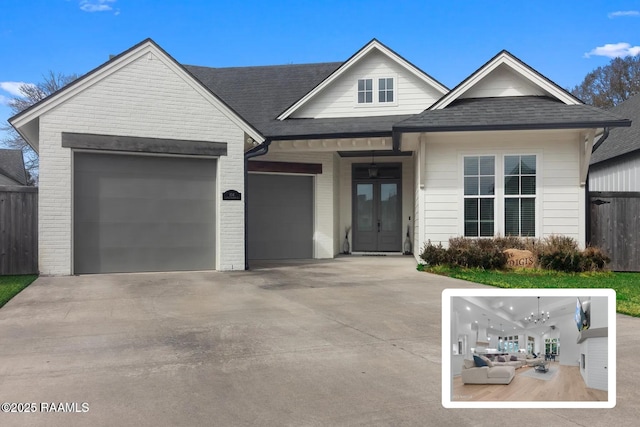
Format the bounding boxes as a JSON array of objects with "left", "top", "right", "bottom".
[
  {"left": 0, "top": 186, "right": 38, "bottom": 275},
  {"left": 589, "top": 191, "right": 640, "bottom": 272}
]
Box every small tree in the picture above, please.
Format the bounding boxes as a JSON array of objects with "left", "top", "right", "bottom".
[
  {"left": 570, "top": 56, "right": 640, "bottom": 108},
  {"left": 2, "top": 71, "right": 78, "bottom": 183}
]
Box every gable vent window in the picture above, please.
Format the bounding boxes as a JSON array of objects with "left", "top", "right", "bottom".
[
  {"left": 357, "top": 79, "right": 373, "bottom": 104},
  {"left": 378, "top": 78, "right": 394, "bottom": 103}
]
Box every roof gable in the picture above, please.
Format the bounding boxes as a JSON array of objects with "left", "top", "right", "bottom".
[
  {"left": 430, "top": 50, "right": 582, "bottom": 110},
  {"left": 276, "top": 39, "right": 448, "bottom": 120},
  {"left": 10, "top": 39, "right": 264, "bottom": 151}
]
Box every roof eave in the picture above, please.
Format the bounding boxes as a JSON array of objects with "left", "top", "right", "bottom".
[
  {"left": 267, "top": 130, "right": 393, "bottom": 142},
  {"left": 393, "top": 120, "right": 632, "bottom": 134}
]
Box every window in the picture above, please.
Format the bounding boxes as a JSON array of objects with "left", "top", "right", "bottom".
[
  {"left": 462, "top": 154, "right": 537, "bottom": 238},
  {"left": 498, "top": 336, "right": 519, "bottom": 352},
  {"left": 545, "top": 338, "right": 559, "bottom": 355},
  {"left": 357, "top": 77, "right": 395, "bottom": 105},
  {"left": 463, "top": 156, "right": 495, "bottom": 237},
  {"left": 504, "top": 155, "right": 536, "bottom": 237},
  {"left": 378, "top": 78, "right": 394, "bottom": 103},
  {"left": 357, "top": 79, "right": 373, "bottom": 104}
]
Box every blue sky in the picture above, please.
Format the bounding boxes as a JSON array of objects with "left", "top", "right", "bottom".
[{"left": 1, "top": 0, "right": 639, "bottom": 142}]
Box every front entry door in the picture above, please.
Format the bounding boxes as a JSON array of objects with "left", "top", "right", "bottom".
[{"left": 353, "top": 172, "right": 402, "bottom": 252}]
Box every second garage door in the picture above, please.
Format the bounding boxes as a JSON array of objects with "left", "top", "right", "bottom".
[
  {"left": 74, "top": 152, "right": 216, "bottom": 274},
  {"left": 247, "top": 173, "right": 313, "bottom": 260}
]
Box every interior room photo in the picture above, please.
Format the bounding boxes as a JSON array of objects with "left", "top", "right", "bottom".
[{"left": 448, "top": 293, "right": 610, "bottom": 403}]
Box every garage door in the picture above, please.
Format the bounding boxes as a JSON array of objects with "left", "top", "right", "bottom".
[
  {"left": 247, "top": 174, "right": 313, "bottom": 260},
  {"left": 74, "top": 152, "right": 216, "bottom": 274}
]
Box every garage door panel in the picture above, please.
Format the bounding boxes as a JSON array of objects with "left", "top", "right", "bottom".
[
  {"left": 74, "top": 152, "right": 216, "bottom": 274},
  {"left": 248, "top": 174, "right": 313, "bottom": 260}
]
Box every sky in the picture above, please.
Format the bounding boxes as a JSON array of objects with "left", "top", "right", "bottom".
[{"left": 1, "top": 0, "right": 639, "bottom": 143}]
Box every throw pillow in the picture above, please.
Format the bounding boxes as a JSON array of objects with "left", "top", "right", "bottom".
[
  {"left": 479, "top": 355, "right": 494, "bottom": 367},
  {"left": 510, "top": 355, "right": 518, "bottom": 361},
  {"left": 497, "top": 356, "right": 506, "bottom": 362},
  {"left": 473, "top": 355, "right": 487, "bottom": 367},
  {"left": 463, "top": 359, "right": 476, "bottom": 369}
]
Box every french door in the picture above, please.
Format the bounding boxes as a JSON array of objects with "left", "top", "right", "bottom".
[{"left": 352, "top": 179, "right": 402, "bottom": 252}]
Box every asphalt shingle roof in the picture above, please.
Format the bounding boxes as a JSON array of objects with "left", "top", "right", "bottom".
[
  {"left": 0, "top": 149, "right": 28, "bottom": 186},
  {"left": 393, "top": 96, "right": 632, "bottom": 133},
  {"left": 185, "top": 62, "right": 416, "bottom": 139},
  {"left": 590, "top": 93, "right": 640, "bottom": 165}
]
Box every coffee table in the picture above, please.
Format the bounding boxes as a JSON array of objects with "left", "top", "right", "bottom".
[{"left": 534, "top": 361, "right": 550, "bottom": 373}]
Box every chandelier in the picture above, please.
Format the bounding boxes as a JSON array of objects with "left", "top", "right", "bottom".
[{"left": 527, "top": 297, "right": 550, "bottom": 324}]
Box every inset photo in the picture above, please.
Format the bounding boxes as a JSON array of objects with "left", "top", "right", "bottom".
[{"left": 442, "top": 288, "right": 616, "bottom": 408}]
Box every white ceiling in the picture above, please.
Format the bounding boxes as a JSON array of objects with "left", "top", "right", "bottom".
[{"left": 452, "top": 295, "right": 577, "bottom": 336}]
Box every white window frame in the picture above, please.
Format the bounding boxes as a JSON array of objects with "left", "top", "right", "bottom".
[
  {"left": 357, "top": 78, "right": 373, "bottom": 104},
  {"left": 462, "top": 155, "right": 496, "bottom": 237},
  {"left": 459, "top": 151, "right": 540, "bottom": 238},
  {"left": 504, "top": 154, "right": 537, "bottom": 237},
  {"left": 355, "top": 75, "right": 397, "bottom": 107}
]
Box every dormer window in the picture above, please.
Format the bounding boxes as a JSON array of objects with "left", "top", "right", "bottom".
[
  {"left": 378, "top": 78, "right": 394, "bottom": 103},
  {"left": 357, "top": 79, "right": 373, "bottom": 104},
  {"left": 357, "top": 77, "right": 395, "bottom": 105}
]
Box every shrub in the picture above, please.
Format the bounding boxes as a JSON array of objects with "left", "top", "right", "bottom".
[
  {"left": 538, "top": 250, "right": 584, "bottom": 272},
  {"left": 420, "top": 237, "right": 508, "bottom": 270},
  {"left": 420, "top": 241, "right": 448, "bottom": 266},
  {"left": 417, "top": 235, "right": 609, "bottom": 272},
  {"left": 582, "top": 246, "right": 611, "bottom": 271}
]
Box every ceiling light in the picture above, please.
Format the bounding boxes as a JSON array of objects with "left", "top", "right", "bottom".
[
  {"left": 466, "top": 306, "right": 470, "bottom": 311},
  {"left": 527, "top": 297, "right": 550, "bottom": 324}
]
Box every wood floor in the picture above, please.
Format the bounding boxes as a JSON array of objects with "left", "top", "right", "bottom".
[{"left": 451, "top": 362, "right": 608, "bottom": 402}]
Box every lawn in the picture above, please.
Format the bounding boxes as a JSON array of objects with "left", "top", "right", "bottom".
[
  {"left": 0, "top": 275, "right": 38, "bottom": 309},
  {"left": 422, "top": 265, "right": 640, "bottom": 317}
]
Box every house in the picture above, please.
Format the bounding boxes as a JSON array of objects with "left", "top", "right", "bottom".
[
  {"left": 0, "top": 149, "right": 28, "bottom": 186},
  {"left": 446, "top": 290, "right": 612, "bottom": 404},
  {"left": 8, "top": 38, "right": 631, "bottom": 275},
  {"left": 588, "top": 94, "right": 640, "bottom": 271}
]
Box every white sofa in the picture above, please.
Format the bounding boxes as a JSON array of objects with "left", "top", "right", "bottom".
[{"left": 461, "top": 357, "right": 515, "bottom": 385}]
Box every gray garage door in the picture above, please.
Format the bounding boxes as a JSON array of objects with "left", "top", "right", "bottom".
[
  {"left": 248, "top": 174, "right": 313, "bottom": 260},
  {"left": 74, "top": 152, "right": 216, "bottom": 274}
]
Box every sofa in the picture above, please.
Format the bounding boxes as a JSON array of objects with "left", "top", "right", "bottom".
[
  {"left": 461, "top": 357, "right": 515, "bottom": 385},
  {"left": 525, "top": 354, "right": 546, "bottom": 367},
  {"left": 487, "top": 353, "right": 526, "bottom": 369}
]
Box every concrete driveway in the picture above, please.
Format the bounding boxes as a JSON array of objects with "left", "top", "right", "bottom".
[{"left": 0, "top": 256, "right": 638, "bottom": 426}]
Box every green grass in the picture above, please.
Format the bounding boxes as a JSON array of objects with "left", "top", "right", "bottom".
[
  {"left": 0, "top": 275, "right": 38, "bottom": 309},
  {"left": 422, "top": 265, "right": 640, "bottom": 317}
]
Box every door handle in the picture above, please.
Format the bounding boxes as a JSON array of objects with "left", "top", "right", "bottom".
[{"left": 377, "top": 220, "right": 381, "bottom": 232}]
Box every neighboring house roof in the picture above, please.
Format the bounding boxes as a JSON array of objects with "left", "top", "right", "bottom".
[
  {"left": 590, "top": 93, "right": 640, "bottom": 165},
  {"left": 393, "top": 96, "right": 631, "bottom": 133},
  {"left": 0, "top": 149, "right": 28, "bottom": 186}
]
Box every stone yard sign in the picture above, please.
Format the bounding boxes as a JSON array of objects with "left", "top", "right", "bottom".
[{"left": 503, "top": 249, "right": 536, "bottom": 269}]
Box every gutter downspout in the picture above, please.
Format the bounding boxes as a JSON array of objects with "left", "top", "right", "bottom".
[
  {"left": 591, "top": 127, "right": 610, "bottom": 154},
  {"left": 244, "top": 139, "right": 271, "bottom": 270},
  {"left": 586, "top": 128, "right": 610, "bottom": 246}
]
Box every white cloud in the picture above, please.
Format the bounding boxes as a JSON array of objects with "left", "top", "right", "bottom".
[
  {"left": 608, "top": 10, "right": 640, "bottom": 18},
  {"left": 0, "top": 81, "right": 34, "bottom": 97},
  {"left": 584, "top": 42, "right": 640, "bottom": 58},
  {"left": 79, "top": 0, "right": 116, "bottom": 12},
  {"left": 0, "top": 94, "right": 9, "bottom": 106}
]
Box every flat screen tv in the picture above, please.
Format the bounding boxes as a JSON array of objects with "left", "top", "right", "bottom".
[{"left": 575, "top": 298, "right": 590, "bottom": 331}]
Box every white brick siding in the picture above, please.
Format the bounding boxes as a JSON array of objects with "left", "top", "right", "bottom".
[{"left": 38, "top": 50, "right": 247, "bottom": 274}]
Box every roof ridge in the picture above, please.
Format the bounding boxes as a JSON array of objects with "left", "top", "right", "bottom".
[{"left": 183, "top": 61, "right": 343, "bottom": 71}]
